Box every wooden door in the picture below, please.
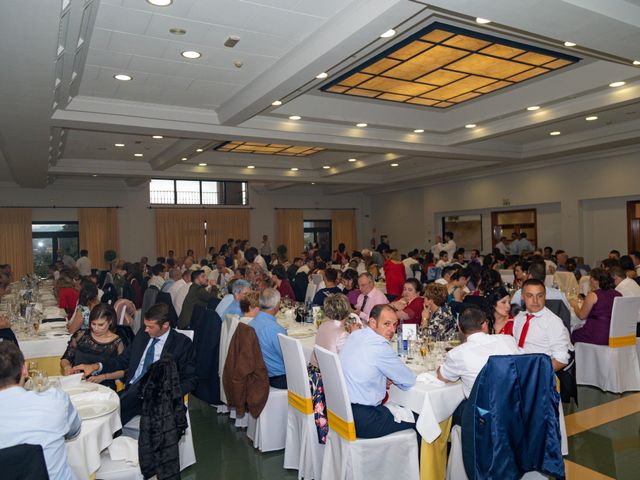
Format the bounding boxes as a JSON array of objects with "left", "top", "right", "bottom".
[{"left": 627, "top": 201, "right": 640, "bottom": 252}]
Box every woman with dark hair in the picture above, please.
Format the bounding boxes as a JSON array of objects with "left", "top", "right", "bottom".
[
  {"left": 570, "top": 268, "right": 621, "bottom": 345},
  {"left": 471, "top": 268, "right": 503, "bottom": 296},
  {"left": 512, "top": 261, "right": 528, "bottom": 289},
  {"left": 332, "top": 242, "right": 349, "bottom": 265},
  {"left": 126, "top": 262, "right": 144, "bottom": 308},
  {"left": 446, "top": 271, "right": 467, "bottom": 304},
  {"left": 390, "top": 278, "right": 425, "bottom": 324},
  {"left": 421, "top": 283, "right": 456, "bottom": 338},
  {"left": 619, "top": 255, "right": 637, "bottom": 278},
  {"left": 67, "top": 282, "right": 99, "bottom": 334},
  {"left": 61, "top": 303, "right": 125, "bottom": 389},
  {"left": 483, "top": 286, "right": 514, "bottom": 335},
  {"left": 341, "top": 268, "right": 360, "bottom": 306}
]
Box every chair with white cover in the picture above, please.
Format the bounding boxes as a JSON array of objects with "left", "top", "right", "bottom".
[
  {"left": 575, "top": 296, "right": 640, "bottom": 393},
  {"left": 313, "top": 346, "right": 419, "bottom": 480},
  {"left": 278, "top": 334, "right": 324, "bottom": 479},
  {"left": 246, "top": 387, "right": 288, "bottom": 452}
]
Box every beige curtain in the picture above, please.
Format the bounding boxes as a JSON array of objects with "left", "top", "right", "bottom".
[
  {"left": 332, "top": 210, "right": 358, "bottom": 255},
  {"left": 205, "top": 209, "right": 250, "bottom": 253},
  {"left": 0, "top": 208, "right": 33, "bottom": 278},
  {"left": 276, "top": 209, "right": 304, "bottom": 259},
  {"left": 78, "top": 208, "right": 120, "bottom": 270}
]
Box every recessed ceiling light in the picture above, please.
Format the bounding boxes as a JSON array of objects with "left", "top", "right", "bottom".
[
  {"left": 564, "top": 41, "right": 576, "bottom": 47},
  {"left": 311, "top": 182, "right": 316, "bottom": 185},
  {"left": 289, "top": 115, "right": 301, "bottom": 120},
  {"left": 348, "top": 158, "right": 357, "bottom": 162},
  {"left": 224, "top": 36, "right": 240, "bottom": 48},
  {"left": 113, "top": 74, "right": 132, "bottom": 81},
  {"left": 147, "top": 0, "right": 172, "bottom": 6},
  {"left": 181, "top": 157, "right": 187, "bottom": 161},
  {"left": 380, "top": 29, "right": 396, "bottom": 38},
  {"left": 196, "top": 148, "right": 203, "bottom": 152},
  {"left": 169, "top": 28, "right": 186, "bottom": 35},
  {"left": 391, "top": 163, "right": 399, "bottom": 167},
  {"left": 527, "top": 105, "right": 540, "bottom": 111},
  {"left": 198, "top": 162, "right": 207, "bottom": 166},
  {"left": 322, "top": 165, "right": 330, "bottom": 169},
  {"left": 316, "top": 72, "right": 328, "bottom": 79},
  {"left": 247, "top": 165, "right": 255, "bottom": 169},
  {"left": 633, "top": 60, "right": 640, "bottom": 66},
  {"left": 134, "top": 153, "right": 144, "bottom": 157},
  {"left": 609, "top": 81, "right": 626, "bottom": 88},
  {"left": 549, "top": 131, "right": 561, "bottom": 136},
  {"left": 413, "top": 129, "right": 424, "bottom": 133},
  {"left": 290, "top": 167, "right": 299, "bottom": 171},
  {"left": 181, "top": 50, "right": 201, "bottom": 59},
  {"left": 114, "top": 143, "right": 125, "bottom": 147},
  {"left": 475, "top": 18, "right": 491, "bottom": 24},
  {"left": 465, "top": 124, "right": 477, "bottom": 129},
  {"left": 585, "top": 115, "right": 598, "bottom": 121},
  {"left": 92, "top": 174, "right": 98, "bottom": 177},
  {"left": 271, "top": 100, "right": 283, "bottom": 106},
  {"left": 152, "top": 135, "right": 163, "bottom": 139},
  {"left": 356, "top": 123, "right": 368, "bottom": 128}
]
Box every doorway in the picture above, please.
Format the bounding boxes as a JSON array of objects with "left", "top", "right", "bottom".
[
  {"left": 303, "top": 220, "right": 332, "bottom": 260},
  {"left": 627, "top": 200, "right": 640, "bottom": 252}
]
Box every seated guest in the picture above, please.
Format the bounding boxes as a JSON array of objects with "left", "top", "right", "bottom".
[
  {"left": 611, "top": 266, "right": 640, "bottom": 297},
  {"left": 308, "top": 294, "right": 353, "bottom": 444},
  {"left": 161, "top": 267, "right": 181, "bottom": 293},
  {"left": 483, "top": 286, "right": 514, "bottom": 335},
  {"left": 340, "top": 305, "right": 416, "bottom": 438},
  {"left": 619, "top": 255, "right": 637, "bottom": 279},
  {"left": 221, "top": 279, "right": 252, "bottom": 319},
  {"left": 570, "top": 268, "right": 621, "bottom": 345},
  {"left": 72, "top": 304, "right": 197, "bottom": 425},
  {"left": 434, "top": 265, "right": 454, "bottom": 286},
  {"left": 421, "top": 283, "right": 456, "bottom": 338},
  {"left": 287, "top": 257, "right": 304, "bottom": 282},
  {"left": 435, "top": 251, "right": 450, "bottom": 268},
  {"left": 340, "top": 268, "right": 360, "bottom": 306},
  {"left": 437, "top": 308, "right": 520, "bottom": 414},
  {"left": 390, "top": 278, "right": 424, "bottom": 325},
  {"left": 147, "top": 264, "right": 166, "bottom": 290},
  {"left": 0, "top": 341, "right": 81, "bottom": 480},
  {"left": 446, "top": 271, "right": 467, "bottom": 304},
  {"left": 67, "top": 282, "right": 99, "bottom": 334},
  {"left": 57, "top": 269, "right": 81, "bottom": 319},
  {"left": 61, "top": 304, "right": 125, "bottom": 389},
  {"left": 249, "top": 288, "right": 288, "bottom": 389},
  {"left": 512, "top": 261, "right": 528, "bottom": 289},
  {"left": 513, "top": 279, "right": 571, "bottom": 371},
  {"left": 312, "top": 268, "right": 342, "bottom": 306},
  {"left": 354, "top": 272, "right": 388, "bottom": 323},
  {"left": 383, "top": 250, "right": 406, "bottom": 300},
  {"left": 472, "top": 267, "right": 503, "bottom": 296},
  {"left": 271, "top": 265, "right": 296, "bottom": 303},
  {"left": 239, "top": 291, "right": 260, "bottom": 323},
  {"left": 178, "top": 270, "right": 219, "bottom": 328},
  {"left": 511, "top": 262, "right": 570, "bottom": 310},
  {"left": 208, "top": 255, "right": 234, "bottom": 288}
]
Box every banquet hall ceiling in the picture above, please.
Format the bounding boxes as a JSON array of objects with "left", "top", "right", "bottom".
[{"left": 0, "top": 0, "right": 639, "bottom": 192}]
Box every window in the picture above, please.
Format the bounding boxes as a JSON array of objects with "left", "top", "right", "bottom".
[
  {"left": 491, "top": 209, "right": 537, "bottom": 250},
  {"left": 304, "top": 220, "right": 332, "bottom": 254},
  {"left": 32, "top": 222, "right": 79, "bottom": 276},
  {"left": 149, "top": 179, "right": 248, "bottom": 206}
]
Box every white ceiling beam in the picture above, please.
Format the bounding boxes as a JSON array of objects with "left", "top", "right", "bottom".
[{"left": 149, "top": 139, "right": 206, "bottom": 170}]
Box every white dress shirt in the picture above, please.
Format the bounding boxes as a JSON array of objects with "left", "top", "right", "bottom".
[
  {"left": 431, "top": 240, "right": 456, "bottom": 260},
  {"left": 173, "top": 282, "right": 192, "bottom": 316},
  {"left": 355, "top": 287, "right": 388, "bottom": 322},
  {"left": 208, "top": 268, "right": 233, "bottom": 288},
  {"left": 148, "top": 275, "right": 165, "bottom": 290},
  {"left": 616, "top": 277, "right": 640, "bottom": 297},
  {"left": 439, "top": 332, "right": 521, "bottom": 397},
  {"left": 167, "top": 278, "right": 186, "bottom": 306},
  {"left": 511, "top": 286, "right": 571, "bottom": 310},
  {"left": 131, "top": 328, "right": 170, "bottom": 383},
  {"left": 254, "top": 254, "right": 268, "bottom": 272},
  {"left": 75, "top": 256, "right": 92, "bottom": 276},
  {"left": 513, "top": 307, "right": 572, "bottom": 365}
]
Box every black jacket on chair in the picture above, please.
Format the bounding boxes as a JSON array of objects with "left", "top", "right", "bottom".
[
  {"left": 156, "top": 291, "right": 179, "bottom": 328},
  {"left": 191, "top": 306, "right": 223, "bottom": 405}
]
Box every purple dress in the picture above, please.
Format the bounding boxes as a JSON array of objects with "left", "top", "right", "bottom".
[{"left": 571, "top": 289, "right": 622, "bottom": 345}]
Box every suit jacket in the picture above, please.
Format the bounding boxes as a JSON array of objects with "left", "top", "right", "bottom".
[
  {"left": 178, "top": 284, "right": 218, "bottom": 329},
  {"left": 102, "top": 328, "right": 198, "bottom": 396}
]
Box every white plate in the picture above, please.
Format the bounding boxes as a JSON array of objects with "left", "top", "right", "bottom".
[{"left": 75, "top": 401, "right": 118, "bottom": 420}]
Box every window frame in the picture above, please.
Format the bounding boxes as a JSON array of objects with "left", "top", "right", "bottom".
[{"left": 149, "top": 179, "right": 249, "bottom": 206}]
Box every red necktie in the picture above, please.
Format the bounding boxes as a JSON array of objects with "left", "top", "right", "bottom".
[{"left": 518, "top": 313, "right": 534, "bottom": 348}]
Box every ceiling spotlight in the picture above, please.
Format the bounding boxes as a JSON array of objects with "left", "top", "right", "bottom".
[
  {"left": 527, "top": 105, "right": 540, "bottom": 111},
  {"left": 380, "top": 29, "right": 396, "bottom": 38},
  {"left": 356, "top": 123, "right": 368, "bottom": 127},
  {"left": 169, "top": 28, "right": 186, "bottom": 35},
  {"left": 234, "top": 60, "right": 243, "bottom": 68},
  {"left": 609, "top": 81, "right": 626, "bottom": 88},
  {"left": 316, "top": 72, "right": 328, "bottom": 79},
  {"left": 147, "top": 0, "right": 172, "bottom": 6},
  {"left": 196, "top": 148, "right": 203, "bottom": 152},
  {"left": 289, "top": 115, "right": 301, "bottom": 120},
  {"left": 181, "top": 50, "right": 201, "bottom": 59},
  {"left": 322, "top": 165, "right": 331, "bottom": 169},
  {"left": 134, "top": 153, "right": 144, "bottom": 157},
  {"left": 549, "top": 131, "right": 561, "bottom": 136},
  {"left": 585, "top": 115, "right": 598, "bottom": 121},
  {"left": 564, "top": 41, "right": 576, "bottom": 47},
  {"left": 152, "top": 135, "right": 163, "bottom": 139},
  {"left": 114, "top": 74, "right": 132, "bottom": 81},
  {"left": 475, "top": 18, "right": 491, "bottom": 24},
  {"left": 413, "top": 129, "right": 424, "bottom": 133},
  {"left": 348, "top": 158, "right": 357, "bottom": 162},
  {"left": 465, "top": 124, "right": 477, "bottom": 128},
  {"left": 633, "top": 60, "right": 640, "bottom": 66},
  {"left": 198, "top": 162, "right": 207, "bottom": 166},
  {"left": 92, "top": 174, "right": 98, "bottom": 177},
  {"left": 390, "top": 163, "right": 399, "bottom": 167},
  {"left": 224, "top": 35, "right": 240, "bottom": 48},
  {"left": 114, "top": 143, "right": 125, "bottom": 147},
  {"left": 271, "top": 100, "right": 283, "bottom": 106},
  {"left": 290, "top": 167, "right": 299, "bottom": 171},
  {"left": 247, "top": 165, "right": 255, "bottom": 169},
  {"left": 311, "top": 182, "right": 316, "bottom": 185},
  {"left": 181, "top": 157, "right": 187, "bottom": 161}
]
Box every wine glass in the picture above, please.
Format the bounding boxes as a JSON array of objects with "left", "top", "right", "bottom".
[{"left": 28, "top": 361, "right": 38, "bottom": 378}]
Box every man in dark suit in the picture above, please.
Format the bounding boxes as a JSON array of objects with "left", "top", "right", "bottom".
[{"left": 72, "top": 303, "right": 197, "bottom": 425}]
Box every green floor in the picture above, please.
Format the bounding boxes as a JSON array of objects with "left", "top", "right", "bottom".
[{"left": 182, "top": 387, "right": 640, "bottom": 479}]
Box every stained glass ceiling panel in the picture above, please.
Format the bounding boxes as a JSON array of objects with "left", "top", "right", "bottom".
[{"left": 215, "top": 141, "right": 325, "bottom": 156}]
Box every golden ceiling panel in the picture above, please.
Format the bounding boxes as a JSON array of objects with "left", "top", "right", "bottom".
[
  {"left": 215, "top": 141, "right": 325, "bottom": 157},
  {"left": 321, "top": 22, "right": 579, "bottom": 108}
]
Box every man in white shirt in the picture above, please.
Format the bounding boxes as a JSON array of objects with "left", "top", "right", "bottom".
[
  {"left": 208, "top": 255, "right": 234, "bottom": 288},
  {"left": 511, "top": 262, "right": 571, "bottom": 310},
  {"left": 438, "top": 307, "right": 521, "bottom": 398},
  {"left": 630, "top": 251, "right": 640, "bottom": 277},
  {"left": 296, "top": 258, "right": 314, "bottom": 275},
  {"left": 0, "top": 342, "right": 81, "bottom": 480},
  {"left": 513, "top": 279, "right": 572, "bottom": 371},
  {"left": 162, "top": 267, "right": 182, "bottom": 293},
  {"left": 509, "top": 233, "right": 521, "bottom": 256},
  {"left": 172, "top": 270, "right": 192, "bottom": 316},
  {"left": 431, "top": 232, "right": 456, "bottom": 260},
  {"left": 402, "top": 250, "right": 420, "bottom": 278},
  {"left": 435, "top": 251, "right": 450, "bottom": 268},
  {"left": 354, "top": 273, "right": 388, "bottom": 323},
  {"left": 147, "top": 263, "right": 166, "bottom": 290},
  {"left": 76, "top": 249, "right": 92, "bottom": 277},
  {"left": 494, "top": 237, "right": 508, "bottom": 255},
  {"left": 519, "top": 232, "right": 534, "bottom": 253},
  {"left": 611, "top": 266, "right": 640, "bottom": 297},
  {"left": 435, "top": 266, "right": 455, "bottom": 285}
]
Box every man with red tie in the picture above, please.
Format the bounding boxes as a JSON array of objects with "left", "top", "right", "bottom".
[{"left": 514, "top": 279, "right": 572, "bottom": 371}]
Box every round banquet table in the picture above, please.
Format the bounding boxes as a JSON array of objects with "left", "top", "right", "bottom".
[{"left": 62, "top": 381, "right": 122, "bottom": 479}]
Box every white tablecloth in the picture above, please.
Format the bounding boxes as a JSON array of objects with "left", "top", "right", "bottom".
[
  {"left": 64, "top": 383, "right": 122, "bottom": 479},
  {"left": 19, "top": 321, "right": 70, "bottom": 358}
]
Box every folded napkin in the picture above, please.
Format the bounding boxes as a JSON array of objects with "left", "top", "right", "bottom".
[
  {"left": 60, "top": 373, "right": 83, "bottom": 387},
  {"left": 384, "top": 400, "right": 416, "bottom": 424},
  {"left": 416, "top": 372, "right": 445, "bottom": 386},
  {"left": 108, "top": 436, "right": 139, "bottom": 465},
  {"left": 69, "top": 390, "right": 113, "bottom": 403}
]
